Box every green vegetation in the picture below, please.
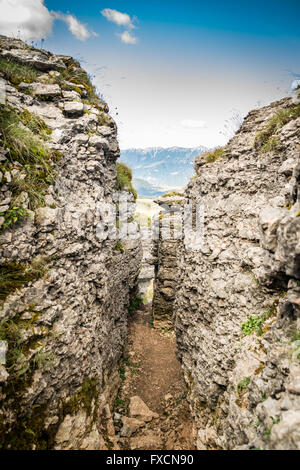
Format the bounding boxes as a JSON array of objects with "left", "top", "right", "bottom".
[
  {"left": 119, "top": 366, "right": 126, "bottom": 381},
  {"left": 128, "top": 296, "right": 142, "bottom": 313},
  {"left": 113, "top": 241, "right": 124, "bottom": 253},
  {"left": 64, "top": 377, "right": 99, "bottom": 417},
  {"left": 260, "top": 136, "right": 280, "bottom": 154},
  {"left": 0, "top": 106, "right": 59, "bottom": 230},
  {"left": 0, "top": 205, "right": 28, "bottom": 231},
  {"left": 0, "top": 56, "right": 37, "bottom": 86},
  {"left": 241, "top": 302, "right": 278, "bottom": 337},
  {"left": 204, "top": 147, "right": 226, "bottom": 163},
  {"left": 290, "top": 329, "right": 300, "bottom": 342},
  {"left": 254, "top": 104, "right": 300, "bottom": 152},
  {"left": 19, "top": 109, "right": 52, "bottom": 140},
  {"left": 115, "top": 398, "right": 125, "bottom": 408},
  {"left": 0, "top": 259, "right": 47, "bottom": 303},
  {"left": 237, "top": 377, "right": 251, "bottom": 394},
  {"left": 162, "top": 191, "right": 183, "bottom": 198},
  {"left": 241, "top": 315, "right": 265, "bottom": 336},
  {"left": 115, "top": 162, "right": 137, "bottom": 200}
]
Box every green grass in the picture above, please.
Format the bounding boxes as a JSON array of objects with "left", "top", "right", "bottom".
[
  {"left": 115, "top": 162, "right": 137, "bottom": 200},
  {"left": 260, "top": 136, "right": 280, "bottom": 154},
  {"left": 19, "top": 109, "right": 52, "bottom": 140},
  {"left": 0, "top": 259, "right": 47, "bottom": 303},
  {"left": 0, "top": 56, "right": 38, "bottom": 86},
  {"left": 204, "top": 147, "right": 226, "bottom": 163},
  {"left": 254, "top": 104, "right": 300, "bottom": 151},
  {"left": 237, "top": 377, "right": 251, "bottom": 394},
  {"left": 0, "top": 106, "right": 58, "bottom": 228}
]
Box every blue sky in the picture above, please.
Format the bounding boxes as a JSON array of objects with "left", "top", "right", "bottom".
[{"left": 1, "top": 0, "right": 300, "bottom": 148}]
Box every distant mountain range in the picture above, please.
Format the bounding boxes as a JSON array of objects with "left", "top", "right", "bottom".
[{"left": 120, "top": 146, "right": 208, "bottom": 196}]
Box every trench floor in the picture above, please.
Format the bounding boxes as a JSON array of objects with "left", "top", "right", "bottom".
[{"left": 113, "top": 304, "right": 196, "bottom": 450}]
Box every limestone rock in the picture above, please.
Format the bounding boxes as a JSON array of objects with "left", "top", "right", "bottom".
[
  {"left": 120, "top": 416, "right": 144, "bottom": 437},
  {"left": 63, "top": 101, "right": 84, "bottom": 118},
  {"left": 129, "top": 396, "right": 159, "bottom": 422}
]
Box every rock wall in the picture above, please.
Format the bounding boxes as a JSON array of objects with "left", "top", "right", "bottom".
[
  {"left": 174, "top": 93, "right": 300, "bottom": 449},
  {"left": 152, "top": 195, "right": 184, "bottom": 330},
  {"left": 0, "top": 36, "right": 141, "bottom": 449}
]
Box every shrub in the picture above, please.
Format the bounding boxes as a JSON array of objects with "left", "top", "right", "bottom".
[
  {"left": 116, "top": 162, "right": 137, "bottom": 200},
  {"left": 0, "top": 57, "right": 37, "bottom": 85}
]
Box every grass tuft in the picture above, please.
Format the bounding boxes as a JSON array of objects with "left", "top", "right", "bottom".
[
  {"left": 0, "top": 56, "right": 38, "bottom": 85},
  {"left": 204, "top": 147, "right": 226, "bottom": 163},
  {"left": 115, "top": 162, "right": 137, "bottom": 200}
]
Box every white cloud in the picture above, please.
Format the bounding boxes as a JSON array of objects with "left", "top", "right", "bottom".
[
  {"left": 101, "top": 8, "right": 135, "bottom": 28},
  {"left": 181, "top": 119, "right": 207, "bottom": 129},
  {"left": 53, "top": 12, "right": 94, "bottom": 41},
  {"left": 118, "top": 30, "right": 137, "bottom": 45},
  {"left": 0, "top": 0, "right": 53, "bottom": 41},
  {"left": 0, "top": 1, "right": 96, "bottom": 42}
]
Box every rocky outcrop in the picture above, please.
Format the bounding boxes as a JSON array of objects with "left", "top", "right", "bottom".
[
  {"left": 174, "top": 93, "right": 300, "bottom": 449},
  {"left": 0, "top": 36, "right": 141, "bottom": 449}
]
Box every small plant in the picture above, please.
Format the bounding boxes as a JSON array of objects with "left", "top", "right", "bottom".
[
  {"left": 204, "top": 147, "right": 225, "bottom": 163},
  {"left": 264, "top": 428, "right": 271, "bottom": 438},
  {"left": 241, "top": 302, "right": 278, "bottom": 337},
  {"left": 115, "top": 398, "right": 125, "bottom": 408},
  {"left": 0, "top": 205, "right": 28, "bottom": 231},
  {"left": 237, "top": 377, "right": 251, "bottom": 394},
  {"left": 113, "top": 241, "right": 124, "bottom": 253},
  {"left": 241, "top": 315, "right": 264, "bottom": 336}
]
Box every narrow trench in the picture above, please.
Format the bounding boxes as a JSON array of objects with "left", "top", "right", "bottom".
[{"left": 112, "top": 302, "right": 196, "bottom": 450}]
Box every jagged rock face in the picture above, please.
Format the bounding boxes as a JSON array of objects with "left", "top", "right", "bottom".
[
  {"left": 0, "top": 37, "right": 142, "bottom": 449},
  {"left": 174, "top": 95, "right": 300, "bottom": 449}
]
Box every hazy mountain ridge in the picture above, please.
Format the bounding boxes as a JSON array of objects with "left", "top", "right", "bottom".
[{"left": 120, "top": 146, "right": 208, "bottom": 194}]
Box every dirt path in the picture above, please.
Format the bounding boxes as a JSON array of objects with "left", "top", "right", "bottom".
[{"left": 112, "top": 305, "right": 196, "bottom": 450}]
